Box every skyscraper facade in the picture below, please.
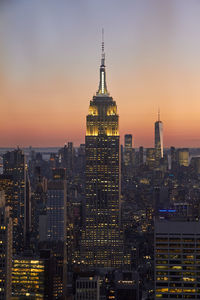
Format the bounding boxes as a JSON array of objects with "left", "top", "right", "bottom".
[
  {"left": 12, "top": 257, "right": 45, "bottom": 299},
  {"left": 46, "top": 168, "right": 67, "bottom": 242},
  {"left": 124, "top": 134, "right": 133, "bottom": 167},
  {"left": 155, "top": 217, "right": 200, "bottom": 299},
  {"left": 0, "top": 192, "right": 12, "bottom": 300},
  {"left": 81, "top": 35, "right": 123, "bottom": 269},
  {"left": 176, "top": 148, "right": 189, "bottom": 167},
  {"left": 155, "top": 111, "right": 163, "bottom": 166},
  {"left": 146, "top": 148, "right": 156, "bottom": 170},
  {"left": 3, "top": 149, "right": 26, "bottom": 253}
]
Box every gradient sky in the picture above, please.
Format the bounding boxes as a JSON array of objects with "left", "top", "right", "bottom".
[{"left": 1, "top": 0, "right": 200, "bottom": 147}]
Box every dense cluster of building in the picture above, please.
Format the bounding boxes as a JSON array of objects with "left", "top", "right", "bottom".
[{"left": 1, "top": 43, "right": 200, "bottom": 299}]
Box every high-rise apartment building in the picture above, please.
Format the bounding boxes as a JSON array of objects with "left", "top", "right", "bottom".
[
  {"left": 0, "top": 192, "right": 12, "bottom": 300},
  {"left": 155, "top": 110, "right": 163, "bottom": 166},
  {"left": 155, "top": 217, "right": 200, "bottom": 299},
  {"left": 81, "top": 35, "right": 123, "bottom": 269}
]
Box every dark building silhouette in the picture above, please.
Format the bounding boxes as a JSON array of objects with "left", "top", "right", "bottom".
[
  {"left": 58, "top": 142, "right": 75, "bottom": 178},
  {"left": 146, "top": 148, "right": 156, "bottom": 170},
  {"left": 124, "top": 134, "right": 133, "bottom": 167},
  {"left": 155, "top": 110, "right": 163, "bottom": 167}
]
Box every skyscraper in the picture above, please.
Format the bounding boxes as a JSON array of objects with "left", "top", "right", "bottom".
[
  {"left": 139, "top": 146, "right": 144, "bottom": 166},
  {"left": 3, "top": 148, "right": 26, "bottom": 253},
  {"left": 12, "top": 256, "right": 45, "bottom": 299},
  {"left": 0, "top": 192, "right": 12, "bottom": 300},
  {"left": 146, "top": 148, "right": 156, "bottom": 170},
  {"left": 123, "top": 134, "right": 135, "bottom": 180},
  {"left": 46, "top": 168, "right": 67, "bottom": 242},
  {"left": 81, "top": 32, "right": 123, "bottom": 269},
  {"left": 58, "top": 142, "right": 75, "bottom": 178},
  {"left": 155, "top": 110, "right": 163, "bottom": 166},
  {"left": 155, "top": 216, "right": 200, "bottom": 299},
  {"left": 124, "top": 134, "right": 133, "bottom": 167},
  {"left": 176, "top": 148, "right": 189, "bottom": 167}
]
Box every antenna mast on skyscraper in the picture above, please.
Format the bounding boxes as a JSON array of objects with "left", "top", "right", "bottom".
[
  {"left": 102, "top": 28, "right": 104, "bottom": 53},
  {"left": 158, "top": 107, "right": 160, "bottom": 122},
  {"left": 101, "top": 28, "right": 105, "bottom": 65}
]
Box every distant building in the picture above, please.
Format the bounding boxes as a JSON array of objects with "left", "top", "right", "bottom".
[
  {"left": 31, "top": 170, "right": 47, "bottom": 247},
  {"left": 155, "top": 217, "right": 200, "bottom": 299},
  {"left": 155, "top": 110, "right": 163, "bottom": 166},
  {"left": 139, "top": 146, "right": 144, "bottom": 166},
  {"left": 46, "top": 168, "right": 67, "bottom": 242},
  {"left": 75, "top": 276, "right": 100, "bottom": 300},
  {"left": 190, "top": 156, "right": 200, "bottom": 174},
  {"left": 146, "top": 148, "right": 156, "bottom": 170},
  {"left": 58, "top": 142, "right": 74, "bottom": 178},
  {"left": 0, "top": 191, "right": 12, "bottom": 300},
  {"left": 123, "top": 134, "right": 135, "bottom": 179},
  {"left": 76, "top": 144, "right": 85, "bottom": 174},
  {"left": 124, "top": 134, "right": 133, "bottom": 166},
  {"left": 154, "top": 187, "right": 169, "bottom": 214},
  {"left": 170, "top": 146, "right": 176, "bottom": 170},
  {"left": 176, "top": 148, "right": 189, "bottom": 167}
]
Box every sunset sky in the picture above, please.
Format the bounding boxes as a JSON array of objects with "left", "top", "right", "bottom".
[{"left": 1, "top": 0, "right": 200, "bottom": 147}]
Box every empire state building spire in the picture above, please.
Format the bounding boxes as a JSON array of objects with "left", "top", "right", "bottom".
[{"left": 97, "top": 29, "right": 108, "bottom": 95}]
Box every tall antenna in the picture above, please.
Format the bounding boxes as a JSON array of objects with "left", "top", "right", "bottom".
[
  {"left": 158, "top": 107, "right": 160, "bottom": 121},
  {"left": 101, "top": 28, "right": 105, "bottom": 66},
  {"left": 102, "top": 28, "right": 104, "bottom": 54}
]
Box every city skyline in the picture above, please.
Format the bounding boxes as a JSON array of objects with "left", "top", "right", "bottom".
[
  {"left": 1, "top": 0, "right": 200, "bottom": 147},
  {"left": 2, "top": 2, "right": 200, "bottom": 299}
]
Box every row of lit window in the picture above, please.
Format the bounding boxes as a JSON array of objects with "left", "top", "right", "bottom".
[{"left": 156, "top": 288, "right": 199, "bottom": 293}]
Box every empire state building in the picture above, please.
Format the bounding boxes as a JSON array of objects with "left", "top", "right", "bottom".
[{"left": 81, "top": 36, "right": 123, "bottom": 269}]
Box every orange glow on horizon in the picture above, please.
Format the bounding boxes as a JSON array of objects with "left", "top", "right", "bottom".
[{"left": 1, "top": 1, "right": 200, "bottom": 148}]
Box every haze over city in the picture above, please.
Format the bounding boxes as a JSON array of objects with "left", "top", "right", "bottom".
[{"left": 1, "top": 0, "right": 200, "bottom": 147}]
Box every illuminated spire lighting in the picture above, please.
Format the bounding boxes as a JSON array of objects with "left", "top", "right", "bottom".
[{"left": 97, "top": 28, "right": 108, "bottom": 95}]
